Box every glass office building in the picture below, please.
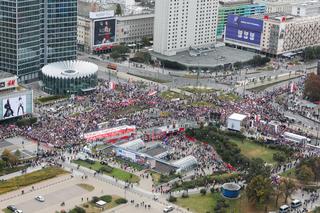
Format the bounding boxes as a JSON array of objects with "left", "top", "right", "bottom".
[
  {"left": 217, "top": 2, "right": 266, "bottom": 39},
  {"left": 0, "top": 0, "right": 77, "bottom": 82}
]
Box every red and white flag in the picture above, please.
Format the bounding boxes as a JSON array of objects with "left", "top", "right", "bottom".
[
  {"left": 109, "top": 81, "right": 116, "bottom": 90},
  {"left": 148, "top": 90, "right": 157, "bottom": 96},
  {"left": 289, "top": 82, "right": 298, "bottom": 93}
]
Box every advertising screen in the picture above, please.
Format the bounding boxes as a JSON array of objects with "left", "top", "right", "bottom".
[
  {"left": 2, "top": 95, "right": 27, "bottom": 119},
  {"left": 93, "top": 19, "right": 116, "bottom": 46},
  {"left": 225, "top": 15, "right": 264, "bottom": 46}
]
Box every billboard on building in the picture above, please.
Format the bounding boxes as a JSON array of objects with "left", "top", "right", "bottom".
[
  {"left": 93, "top": 19, "right": 116, "bottom": 46},
  {"left": 0, "top": 90, "right": 33, "bottom": 120},
  {"left": 225, "top": 15, "right": 264, "bottom": 46}
]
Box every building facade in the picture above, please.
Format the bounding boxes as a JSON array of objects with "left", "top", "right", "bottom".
[
  {"left": 224, "top": 13, "right": 320, "bottom": 56},
  {"left": 0, "top": 0, "right": 77, "bottom": 82},
  {"left": 291, "top": 1, "right": 320, "bottom": 17},
  {"left": 217, "top": 1, "right": 266, "bottom": 39},
  {"left": 153, "top": 0, "right": 219, "bottom": 56},
  {"left": 261, "top": 15, "right": 320, "bottom": 55},
  {"left": 258, "top": 0, "right": 305, "bottom": 14},
  {"left": 77, "top": 10, "right": 154, "bottom": 53}
]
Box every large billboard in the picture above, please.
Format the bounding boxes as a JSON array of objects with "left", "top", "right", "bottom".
[
  {"left": 225, "top": 15, "right": 264, "bottom": 46},
  {"left": 0, "top": 90, "right": 33, "bottom": 120},
  {"left": 93, "top": 19, "right": 116, "bottom": 46}
]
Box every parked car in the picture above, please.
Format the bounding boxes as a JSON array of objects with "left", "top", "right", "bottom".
[
  {"left": 35, "top": 196, "right": 45, "bottom": 202},
  {"left": 163, "top": 205, "right": 174, "bottom": 213}
]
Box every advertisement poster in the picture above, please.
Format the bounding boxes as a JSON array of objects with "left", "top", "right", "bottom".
[
  {"left": 94, "top": 19, "right": 116, "bottom": 46},
  {"left": 225, "top": 15, "right": 264, "bottom": 46},
  {"left": 2, "top": 95, "right": 26, "bottom": 119}
]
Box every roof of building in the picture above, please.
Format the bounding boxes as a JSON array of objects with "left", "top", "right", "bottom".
[
  {"left": 41, "top": 60, "right": 98, "bottom": 79},
  {"left": 78, "top": 1, "right": 105, "bottom": 18},
  {"left": 0, "top": 71, "right": 15, "bottom": 79},
  {"left": 219, "top": 0, "right": 253, "bottom": 6},
  {"left": 228, "top": 113, "right": 247, "bottom": 121}
]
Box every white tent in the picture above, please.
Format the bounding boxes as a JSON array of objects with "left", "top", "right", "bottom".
[{"left": 227, "top": 113, "right": 247, "bottom": 131}]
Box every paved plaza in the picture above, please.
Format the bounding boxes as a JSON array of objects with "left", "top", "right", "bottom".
[{"left": 0, "top": 136, "right": 38, "bottom": 159}]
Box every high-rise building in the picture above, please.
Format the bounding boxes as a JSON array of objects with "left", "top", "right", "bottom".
[
  {"left": 153, "top": 0, "right": 219, "bottom": 56},
  {"left": 217, "top": 0, "right": 266, "bottom": 39},
  {"left": 0, "top": 0, "right": 77, "bottom": 82}
]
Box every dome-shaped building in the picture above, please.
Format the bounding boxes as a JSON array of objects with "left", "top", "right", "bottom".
[{"left": 41, "top": 60, "right": 98, "bottom": 95}]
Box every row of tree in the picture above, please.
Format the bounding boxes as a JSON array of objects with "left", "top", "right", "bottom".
[
  {"left": 304, "top": 73, "right": 320, "bottom": 102},
  {"left": 304, "top": 46, "right": 320, "bottom": 61}
]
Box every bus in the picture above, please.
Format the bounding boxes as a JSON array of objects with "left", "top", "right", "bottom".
[
  {"left": 107, "top": 63, "right": 117, "bottom": 71},
  {"left": 282, "top": 132, "right": 310, "bottom": 144}
]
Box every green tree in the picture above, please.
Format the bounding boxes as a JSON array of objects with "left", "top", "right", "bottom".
[
  {"left": 304, "top": 73, "right": 320, "bottom": 102},
  {"left": 281, "top": 178, "right": 297, "bottom": 203},
  {"left": 14, "top": 149, "right": 21, "bottom": 158},
  {"left": 273, "top": 152, "right": 287, "bottom": 164},
  {"left": 246, "top": 158, "right": 271, "bottom": 182},
  {"left": 296, "top": 165, "right": 315, "bottom": 184},
  {"left": 115, "top": 4, "right": 122, "bottom": 15},
  {"left": 1, "top": 149, "right": 17, "bottom": 167},
  {"left": 246, "top": 175, "right": 273, "bottom": 205},
  {"left": 141, "top": 37, "right": 151, "bottom": 46}
]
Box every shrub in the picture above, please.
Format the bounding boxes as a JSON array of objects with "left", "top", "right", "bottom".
[
  {"left": 168, "top": 195, "right": 177, "bottom": 202},
  {"left": 68, "top": 206, "right": 86, "bottom": 213},
  {"left": 115, "top": 198, "right": 128, "bottom": 204},
  {"left": 200, "top": 188, "right": 207, "bottom": 195},
  {"left": 99, "top": 165, "right": 113, "bottom": 173},
  {"left": 210, "top": 187, "right": 215, "bottom": 194},
  {"left": 100, "top": 195, "right": 112, "bottom": 203},
  {"left": 85, "top": 159, "right": 95, "bottom": 165},
  {"left": 91, "top": 196, "right": 99, "bottom": 203}
]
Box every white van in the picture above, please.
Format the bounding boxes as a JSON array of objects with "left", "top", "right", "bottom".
[
  {"left": 279, "top": 204, "right": 290, "bottom": 213},
  {"left": 291, "top": 199, "right": 302, "bottom": 209}
]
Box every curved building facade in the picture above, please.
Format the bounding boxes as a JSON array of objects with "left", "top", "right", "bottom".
[{"left": 41, "top": 60, "right": 98, "bottom": 95}]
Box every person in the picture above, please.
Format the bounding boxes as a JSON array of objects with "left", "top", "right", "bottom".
[
  {"left": 102, "top": 21, "right": 112, "bottom": 44},
  {"left": 17, "top": 96, "right": 24, "bottom": 116},
  {"left": 3, "top": 99, "right": 14, "bottom": 118}
]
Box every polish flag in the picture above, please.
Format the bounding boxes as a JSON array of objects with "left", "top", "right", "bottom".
[
  {"left": 289, "top": 82, "right": 298, "bottom": 93},
  {"left": 148, "top": 90, "right": 157, "bottom": 96},
  {"left": 109, "top": 81, "right": 116, "bottom": 90}
]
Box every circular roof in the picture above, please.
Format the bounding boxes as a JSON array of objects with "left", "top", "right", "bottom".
[
  {"left": 42, "top": 60, "right": 98, "bottom": 79},
  {"left": 222, "top": 183, "right": 241, "bottom": 191}
]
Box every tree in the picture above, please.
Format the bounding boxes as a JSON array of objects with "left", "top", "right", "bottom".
[
  {"left": 115, "top": 4, "right": 122, "bottom": 15},
  {"left": 200, "top": 188, "right": 207, "bottom": 195},
  {"left": 14, "top": 149, "right": 21, "bottom": 158},
  {"left": 141, "top": 37, "right": 151, "bottom": 46},
  {"left": 273, "top": 152, "right": 287, "bottom": 164},
  {"left": 296, "top": 165, "right": 315, "bottom": 184},
  {"left": 281, "top": 178, "right": 297, "bottom": 203},
  {"left": 1, "top": 149, "right": 17, "bottom": 167},
  {"left": 246, "top": 158, "right": 271, "bottom": 182},
  {"left": 246, "top": 175, "right": 273, "bottom": 205},
  {"left": 304, "top": 73, "right": 320, "bottom": 102}
]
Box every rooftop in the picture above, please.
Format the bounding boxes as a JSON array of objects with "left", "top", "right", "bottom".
[
  {"left": 0, "top": 71, "right": 14, "bottom": 79},
  {"left": 229, "top": 113, "right": 247, "bottom": 121},
  {"left": 219, "top": 0, "right": 253, "bottom": 6}
]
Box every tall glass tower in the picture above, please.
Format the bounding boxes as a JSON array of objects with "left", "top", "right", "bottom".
[{"left": 0, "top": 0, "right": 77, "bottom": 82}]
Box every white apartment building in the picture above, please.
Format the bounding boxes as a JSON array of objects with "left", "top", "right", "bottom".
[
  {"left": 291, "top": 0, "right": 320, "bottom": 17},
  {"left": 153, "top": 0, "right": 219, "bottom": 56},
  {"left": 261, "top": 14, "right": 320, "bottom": 55}
]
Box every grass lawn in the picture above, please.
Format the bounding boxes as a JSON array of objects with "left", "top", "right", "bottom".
[
  {"left": 160, "top": 91, "right": 187, "bottom": 100},
  {"left": 180, "top": 87, "right": 217, "bottom": 94},
  {"left": 36, "top": 95, "right": 67, "bottom": 104},
  {"left": 175, "top": 192, "right": 281, "bottom": 213},
  {"left": 217, "top": 92, "right": 241, "bottom": 102},
  {"left": 0, "top": 167, "right": 67, "bottom": 195},
  {"left": 2, "top": 209, "right": 11, "bottom": 213},
  {"left": 0, "top": 165, "right": 29, "bottom": 176},
  {"left": 150, "top": 172, "right": 161, "bottom": 185},
  {"left": 81, "top": 195, "right": 124, "bottom": 213},
  {"left": 77, "top": 183, "right": 95, "bottom": 192},
  {"left": 73, "top": 160, "right": 140, "bottom": 183},
  {"left": 230, "top": 139, "right": 279, "bottom": 164},
  {"left": 248, "top": 76, "right": 300, "bottom": 92}
]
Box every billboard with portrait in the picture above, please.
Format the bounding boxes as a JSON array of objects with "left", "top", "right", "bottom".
[
  {"left": 0, "top": 90, "right": 33, "bottom": 120},
  {"left": 93, "top": 19, "right": 116, "bottom": 46},
  {"left": 225, "top": 15, "right": 264, "bottom": 47},
  {"left": 2, "top": 95, "right": 26, "bottom": 119}
]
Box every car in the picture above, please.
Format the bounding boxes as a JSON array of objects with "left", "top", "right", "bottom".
[
  {"left": 35, "top": 195, "right": 45, "bottom": 202},
  {"left": 14, "top": 210, "right": 23, "bottom": 213},
  {"left": 163, "top": 205, "right": 174, "bottom": 212},
  {"left": 291, "top": 199, "right": 302, "bottom": 209},
  {"left": 7, "top": 205, "right": 17, "bottom": 211},
  {"left": 279, "top": 204, "right": 290, "bottom": 213}
]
